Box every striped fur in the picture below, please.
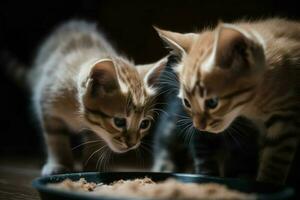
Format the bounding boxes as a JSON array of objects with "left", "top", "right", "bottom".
[
  {"left": 156, "top": 18, "right": 300, "bottom": 184},
  {"left": 28, "top": 20, "right": 167, "bottom": 175},
  {"left": 152, "top": 55, "right": 259, "bottom": 179}
]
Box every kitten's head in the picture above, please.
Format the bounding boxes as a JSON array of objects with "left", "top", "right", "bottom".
[
  {"left": 155, "top": 23, "right": 266, "bottom": 133},
  {"left": 79, "top": 57, "right": 167, "bottom": 152}
]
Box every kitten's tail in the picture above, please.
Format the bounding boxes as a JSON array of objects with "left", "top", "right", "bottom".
[{"left": 1, "top": 51, "right": 29, "bottom": 90}]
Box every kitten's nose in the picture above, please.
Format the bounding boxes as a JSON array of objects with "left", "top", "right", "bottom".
[
  {"left": 193, "top": 115, "right": 207, "bottom": 130},
  {"left": 124, "top": 135, "right": 138, "bottom": 148},
  {"left": 125, "top": 140, "right": 136, "bottom": 148}
]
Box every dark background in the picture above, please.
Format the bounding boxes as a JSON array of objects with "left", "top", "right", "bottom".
[{"left": 0, "top": 0, "right": 299, "bottom": 157}]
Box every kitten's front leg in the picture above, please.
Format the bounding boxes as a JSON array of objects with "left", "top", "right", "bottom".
[
  {"left": 257, "top": 119, "right": 299, "bottom": 184},
  {"left": 41, "top": 117, "right": 74, "bottom": 176}
]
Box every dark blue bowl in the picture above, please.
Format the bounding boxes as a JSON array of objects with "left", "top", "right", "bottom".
[{"left": 32, "top": 172, "right": 294, "bottom": 200}]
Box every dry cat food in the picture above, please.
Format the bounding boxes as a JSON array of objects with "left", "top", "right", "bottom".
[{"left": 49, "top": 177, "right": 256, "bottom": 199}]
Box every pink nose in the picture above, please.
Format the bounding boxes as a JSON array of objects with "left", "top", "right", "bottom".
[
  {"left": 124, "top": 135, "right": 138, "bottom": 148},
  {"left": 193, "top": 116, "right": 207, "bottom": 130},
  {"left": 199, "top": 120, "right": 207, "bottom": 130}
]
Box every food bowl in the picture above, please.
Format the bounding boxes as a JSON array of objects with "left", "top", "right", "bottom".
[{"left": 32, "top": 172, "right": 294, "bottom": 200}]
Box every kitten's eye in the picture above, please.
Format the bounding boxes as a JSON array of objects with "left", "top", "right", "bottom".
[
  {"left": 183, "top": 98, "right": 191, "bottom": 109},
  {"left": 113, "top": 117, "right": 126, "bottom": 128},
  {"left": 205, "top": 97, "right": 219, "bottom": 109},
  {"left": 140, "top": 119, "right": 151, "bottom": 130}
]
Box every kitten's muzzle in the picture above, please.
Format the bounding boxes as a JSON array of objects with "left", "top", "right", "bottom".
[
  {"left": 192, "top": 115, "right": 207, "bottom": 131},
  {"left": 113, "top": 135, "right": 140, "bottom": 151},
  {"left": 125, "top": 140, "right": 137, "bottom": 148},
  {"left": 209, "top": 119, "right": 222, "bottom": 128}
]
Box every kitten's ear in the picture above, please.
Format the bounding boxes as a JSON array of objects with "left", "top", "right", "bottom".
[
  {"left": 138, "top": 56, "right": 168, "bottom": 93},
  {"left": 154, "top": 26, "right": 197, "bottom": 56},
  {"left": 214, "top": 24, "right": 265, "bottom": 73},
  {"left": 87, "top": 59, "right": 119, "bottom": 97}
]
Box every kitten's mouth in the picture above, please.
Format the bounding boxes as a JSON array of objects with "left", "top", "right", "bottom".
[
  {"left": 109, "top": 139, "right": 140, "bottom": 153},
  {"left": 193, "top": 119, "right": 223, "bottom": 133},
  {"left": 92, "top": 129, "right": 140, "bottom": 153}
]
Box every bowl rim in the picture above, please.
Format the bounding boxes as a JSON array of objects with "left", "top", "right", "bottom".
[{"left": 32, "top": 171, "right": 295, "bottom": 200}]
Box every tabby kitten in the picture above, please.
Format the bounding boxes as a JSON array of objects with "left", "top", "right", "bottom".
[
  {"left": 26, "top": 20, "right": 167, "bottom": 175},
  {"left": 152, "top": 55, "right": 258, "bottom": 178},
  {"left": 155, "top": 18, "right": 300, "bottom": 184}
]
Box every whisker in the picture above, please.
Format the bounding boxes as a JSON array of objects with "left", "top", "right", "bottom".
[
  {"left": 104, "top": 148, "right": 112, "bottom": 171},
  {"left": 140, "top": 143, "right": 154, "bottom": 156},
  {"left": 84, "top": 144, "right": 107, "bottom": 167},
  {"left": 178, "top": 120, "right": 193, "bottom": 137},
  {"left": 229, "top": 127, "right": 249, "bottom": 151},
  {"left": 176, "top": 118, "right": 192, "bottom": 125},
  {"left": 159, "top": 73, "right": 179, "bottom": 83},
  {"left": 159, "top": 72, "right": 179, "bottom": 84},
  {"left": 72, "top": 140, "right": 103, "bottom": 151},
  {"left": 230, "top": 125, "right": 247, "bottom": 140},
  {"left": 184, "top": 124, "right": 195, "bottom": 145},
  {"left": 226, "top": 129, "right": 246, "bottom": 153},
  {"left": 96, "top": 146, "right": 107, "bottom": 171},
  {"left": 173, "top": 113, "right": 190, "bottom": 119}
]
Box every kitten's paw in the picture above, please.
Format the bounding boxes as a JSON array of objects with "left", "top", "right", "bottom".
[{"left": 41, "top": 162, "right": 72, "bottom": 176}]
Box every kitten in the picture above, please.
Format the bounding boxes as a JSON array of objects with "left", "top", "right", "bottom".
[
  {"left": 155, "top": 18, "right": 300, "bottom": 184},
  {"left": 23, "top": 20, "right": 167, "bottom": 175},
  {"left": 152, "top": 55, "right": 258, "bottom": 178}
]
